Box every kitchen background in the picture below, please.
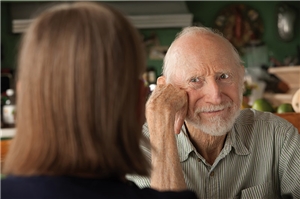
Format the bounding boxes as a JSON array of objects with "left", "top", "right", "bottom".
[
  {"left": 1, "top": 1, "right": 300, "bottom": 174},
  {"left": 2, "top": 1, "right": 300, "bottom": 72},
  {"left": 1, "top": 1, "right": 300, "bottom": 137},
  {"left": 1, "top": 1, "right": 300, "bottom": 108}
]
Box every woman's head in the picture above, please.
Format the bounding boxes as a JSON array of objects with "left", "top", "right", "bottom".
[{"left": 4, "top": 2, "right": 149, "bottom": 177}]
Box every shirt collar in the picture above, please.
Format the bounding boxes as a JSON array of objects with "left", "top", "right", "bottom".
[
  {"left": 228, "top": 124, "right": 250, "bottom": 156},
  {"left": 177, "top": 124, "right": 196, "bottom": 162},
  {"left": 177, "top": 123, "right": 250, "bottom": 162}
]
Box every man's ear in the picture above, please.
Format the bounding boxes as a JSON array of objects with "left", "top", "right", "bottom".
[
  {"left": 156, "top": 76, "right": 166, "bottom": 85},
  {"left": 137, "top": 79, "right": 149, "bottom": 125}
]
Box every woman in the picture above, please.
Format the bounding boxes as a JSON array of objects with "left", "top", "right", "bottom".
[{"left": 1, "top": 2, "right": 197, "bottom": 199}]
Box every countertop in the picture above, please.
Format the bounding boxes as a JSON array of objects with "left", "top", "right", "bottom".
[{"left": 1, "top": 128, "right": 15, "bottom": 139}]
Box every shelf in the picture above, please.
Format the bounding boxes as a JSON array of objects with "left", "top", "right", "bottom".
[
  {"left": 266, "top": 66, "right": 300, "bottom": 106},
  {"left": 264, "top": 93, "right": 294, "bottom": 107},
  {"left": 268, "top": 66, "right": 300, "bottom": 90},
  {"left": 1, "top": 128, "right": 15, "bottom": 139}
]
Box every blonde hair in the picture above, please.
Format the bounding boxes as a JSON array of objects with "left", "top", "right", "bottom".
[{"left": 4, "top": 2, "right": 149, "bottom": 177}]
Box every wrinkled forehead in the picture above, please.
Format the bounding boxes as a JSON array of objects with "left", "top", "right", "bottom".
[{"left": 166, "top": 33, "right": 240, "bottom": 82}]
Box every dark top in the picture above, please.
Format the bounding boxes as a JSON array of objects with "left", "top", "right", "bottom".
[{"left": 1, "top": 175, "right": 197, "bottom": 199}]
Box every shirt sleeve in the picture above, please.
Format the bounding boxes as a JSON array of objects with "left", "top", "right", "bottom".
[
  {"left": 126, "top": 124, "right": 152, "bottom": 188},
  {"left": 279, "top": 125, "right": 300, "bottom": 198}
]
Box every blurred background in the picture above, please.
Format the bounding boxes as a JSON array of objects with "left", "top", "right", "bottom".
[{"left": 1, "top": 1, "right": 300, "bottom": 128}]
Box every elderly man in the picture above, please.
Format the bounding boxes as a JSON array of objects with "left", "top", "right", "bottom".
[{"left": 127, "top": 27, "right": 300, "bottom": 198}]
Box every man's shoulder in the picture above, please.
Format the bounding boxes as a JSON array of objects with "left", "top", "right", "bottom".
[
  {"left": 236, "top": 108, "right": 292, "bottom": 126},
  {"left": 234, "top": 108, "right": 296, "bottom": 138},
  {"left": 142, "top": 123, "right": 150, "bottom": 138}
]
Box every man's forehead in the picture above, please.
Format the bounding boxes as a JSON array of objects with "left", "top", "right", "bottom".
[
  {"left": 170, "top": 37, "right": 236, "bottom": 63},
  {"left": 167, "top": 32, "right": 241, "bottom": 81},
  {"left": 174, "top": 56, "right": 236, "bottom": 74}
]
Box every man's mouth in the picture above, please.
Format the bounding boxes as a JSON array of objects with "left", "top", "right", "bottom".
[
  {"left": 203, "top": 109, "right": 223, "bottom": 113},
  {"left": 197, "top": 102, "right": 232, "bottom": 113}
]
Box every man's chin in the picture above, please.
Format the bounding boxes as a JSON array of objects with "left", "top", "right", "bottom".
[
  {"left": 202, "top": 126, "right": 229, "bottom": 136},
  {"left": 186, "top": 118, "right": 228, "bottom": 135},
  {"left": 186, "top": 109, "right": 240, "bottom": 136}
]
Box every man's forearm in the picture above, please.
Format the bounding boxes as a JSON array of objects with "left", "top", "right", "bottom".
[{"left": 148, "top": 115, "right": 187, "bottom": 191}]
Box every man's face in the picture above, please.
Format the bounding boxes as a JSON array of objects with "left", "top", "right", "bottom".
[{"left": 169, "top": 33, "right": 244, "bottom": 136}]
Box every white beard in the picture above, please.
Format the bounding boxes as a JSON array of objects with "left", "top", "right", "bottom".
[{"left": 186, "top": 101, "right": 240, "bottom": 136}]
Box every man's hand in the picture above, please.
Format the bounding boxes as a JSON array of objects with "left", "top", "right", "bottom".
[
  {"left": 146, "top": 76, "right": 188, "bottom": 135},
  {"left": 146, "top": 76, "right": 188, "bottom": 191}
]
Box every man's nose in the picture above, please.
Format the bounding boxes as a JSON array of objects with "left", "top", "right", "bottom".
[{"left": 203, "top": 80, "right": 222, "bottom": 104}]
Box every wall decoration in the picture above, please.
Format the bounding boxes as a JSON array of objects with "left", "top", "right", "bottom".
[
  {"left": 277, "top": 3, "right": 297, "bottom": 42},
  {"left": 149, "top": 46, "right": 168, "bottom": 60},
  {"left": 214, "top": 4, "right": 264, "bottom": 53},
  {"left": 142, "top": 32, "right": 169, "bottom": 60}
]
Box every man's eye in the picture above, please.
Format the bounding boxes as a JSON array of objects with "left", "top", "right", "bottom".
[
  {"left": 219, "top": 73, "right": 229, "bottom": 79},
  {"left": 190, "top": 77, "right": 200, "bottom": 83},
  {"left": 188, "top": 77, "right": 204, "bottom": 89}
]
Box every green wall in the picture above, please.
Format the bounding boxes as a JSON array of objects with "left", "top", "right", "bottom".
[
  {"left": 1, "top": 2, "right": 21, "bottom": 69},
  {"left": 187, "top": 1, "right": 300, "bottom": 67},
  {"left": 2, "top": 1, "right": 300, "bottom": 76},
  {"left": 140, "top": 28, "right": 181, "bottom": 76},
  {"left": 140, "top": 1, "right": 300, "bottom": 75}
]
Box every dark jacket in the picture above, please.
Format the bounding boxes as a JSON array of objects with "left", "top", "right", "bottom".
[{"left": 1, "top": 175, "right": 197, "bottom": 199}]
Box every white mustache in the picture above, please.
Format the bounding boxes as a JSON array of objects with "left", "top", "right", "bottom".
[{"left": 196, "top": 102, "right": 232, "bottom": 113}]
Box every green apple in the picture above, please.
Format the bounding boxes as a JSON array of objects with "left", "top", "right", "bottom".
[
  {"left": 252, "top": 98, "right": 274, "bottom": 112},
  {"left": 277, "top": 103, "right": 295, "bottom": 113}
]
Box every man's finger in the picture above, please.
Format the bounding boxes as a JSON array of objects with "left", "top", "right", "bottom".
[{"left": 175, "top": 116, "right": 185, "bottom": 135}]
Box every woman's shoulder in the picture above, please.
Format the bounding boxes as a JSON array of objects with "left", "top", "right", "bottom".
[
  {"left": 1, "top": 175, "right": 197, "bottom": 199},
  {"left": 135, "top": 187, "right": 197, "bottom": 199},
  {"left": 2, "top": 175, "right": 41, "bottom": 198}
]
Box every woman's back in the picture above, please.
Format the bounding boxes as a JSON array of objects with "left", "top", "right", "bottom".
[{"left": 2, "top": 176, "right": 196, "bottom": 199}]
